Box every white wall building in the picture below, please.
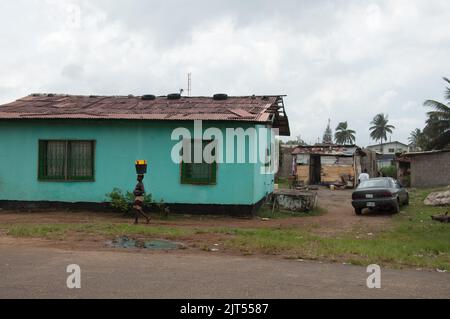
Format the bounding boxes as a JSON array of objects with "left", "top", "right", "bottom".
[{"left": 366, "top": 141, "right": 409, "bottom": 169}]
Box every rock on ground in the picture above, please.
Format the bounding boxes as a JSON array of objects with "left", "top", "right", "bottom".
[{"left": 424, "top": 190, "right": 450, "bottom": 206}]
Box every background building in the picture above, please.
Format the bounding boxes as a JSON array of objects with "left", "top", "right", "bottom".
[
  {"left": 366, "top": 141, "right": 409, "bottom": 168},
  {"left": 291, "top": 144, "right": 375, "bottom": 187},
  {"left": 397, "top": 150, "right": 450, "bottom": 187}
]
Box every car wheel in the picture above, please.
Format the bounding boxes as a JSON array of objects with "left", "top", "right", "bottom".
[
  {"left": 393, "top": 199, "right": 400, "bottom": 214},
  {"left": 355, "top": 208, "right": 363, "bottom": 215}
]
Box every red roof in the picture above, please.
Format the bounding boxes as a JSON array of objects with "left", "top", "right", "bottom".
[{"left": 0, "top": 94, "right": 290, "bottom": 135}]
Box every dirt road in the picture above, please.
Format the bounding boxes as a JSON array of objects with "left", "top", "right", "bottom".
[{"left": 0, "top": 239, "right": 448, "bottom": 299}]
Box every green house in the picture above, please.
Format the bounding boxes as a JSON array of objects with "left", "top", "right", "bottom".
[{"left": 0, "top": 93, "right": 290, "bottom": 214}]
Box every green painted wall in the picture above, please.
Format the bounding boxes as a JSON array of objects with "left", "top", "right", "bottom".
[
  {"left": 252, "top": 124, "right": 275, "bottom": 202},
  {"left": 0, "top": 120, "right": 274, "bottom": 205}
]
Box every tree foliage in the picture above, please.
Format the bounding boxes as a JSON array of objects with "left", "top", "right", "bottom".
[
  {"left": 334, "top": 121, "right": 356, "bottom": 145},
  {"left": 369, "top": 113, "right": 395, "bottom": 145},
  {"left": 409, "top": 128, "right": 428, "bottom": 151},
  {"left": 422, "top": 77, "right": 450, "bottom": 150},
  {"left": 322, "top": 119, "right": 333, "bottom": 144},
  {"left": 283, "top": 134, "right": 307, "bottom": 146}
]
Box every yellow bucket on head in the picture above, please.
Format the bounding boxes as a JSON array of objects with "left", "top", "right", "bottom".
[{"left": 135, "top": 160, "right": 148, "bottom": 174}]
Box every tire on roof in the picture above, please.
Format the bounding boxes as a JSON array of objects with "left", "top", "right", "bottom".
[
  {"left": 167, "top": 93, "right": 182, "bottom": 100},
  {"left": 142, "top": 95, "right": 156, "bottom": 101},
  {"left": 213, "top": 93, "right": 228, "bottom": 101}
]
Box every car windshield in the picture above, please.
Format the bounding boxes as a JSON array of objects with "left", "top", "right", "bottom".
[{"left": 358, "top": 179, "right": 390, "bottom": 189}]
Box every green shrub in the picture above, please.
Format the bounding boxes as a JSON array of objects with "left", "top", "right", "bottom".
[
  {"left": 105, "top": 188, "right": 130, "bottom": 214},
  {"left": 105, "top": 188, "right": 154, "bottom": 214},
  {"left": 380, "top": 165, "right": 397, "bottom": 178},
  {"left": 156, "top": 199, "right": 169, "bottom": 218}
]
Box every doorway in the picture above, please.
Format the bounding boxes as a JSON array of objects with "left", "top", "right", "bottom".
[{"left": 310, "top": 155, "right": 321, "bottom": 185}]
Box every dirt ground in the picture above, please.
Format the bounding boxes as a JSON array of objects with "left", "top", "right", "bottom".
[
  {"left": 1, "top": 189, "right": 448, "bottom": 299},
  {"left": 0, "top": 188, "right": 395, "bottom": 254},
  {"left": 0, "top": 188, "right": 392, "bottom": 232}
]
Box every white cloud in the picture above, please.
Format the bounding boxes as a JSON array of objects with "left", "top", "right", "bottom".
[{"left": 0, "top": 0, "right": 449, "bottom": 146}]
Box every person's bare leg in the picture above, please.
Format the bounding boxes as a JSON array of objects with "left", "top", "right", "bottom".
[
  {"left": 138, "top": 209, "right": 151, "bottom": 224},
  {"left": 134, "top": 207, "right": 139, "bottom": 224}
]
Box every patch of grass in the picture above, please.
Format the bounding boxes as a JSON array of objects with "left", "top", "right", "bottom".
[
  {"left": 6, "top": 223, "right": 195, "bottom": 240},
  {"left": 221, "top": 225, "right": 450, "bottom": 270},
  {"left": 94, "top": 223, "right": 195, "bottom": 237},
  {"left": 256, "top": 205, "right": 326, "bottom": 219},
  {"left": 7, "top": 224, "right": 70, "bottom": 239},
  {"left": 275, "top": 177, "right": 290, "bottom": 189},
  {"left": 222, "top": 187, "right": 450, "bottom": 270}
]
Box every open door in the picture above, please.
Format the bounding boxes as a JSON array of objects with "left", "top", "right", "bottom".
[{"left": 309, "top": 155, "right": 321, "bottom": 185}]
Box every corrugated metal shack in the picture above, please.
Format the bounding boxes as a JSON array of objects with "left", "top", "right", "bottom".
[{"left": 291, "top": 144, "right": 373, "bottom": 188}]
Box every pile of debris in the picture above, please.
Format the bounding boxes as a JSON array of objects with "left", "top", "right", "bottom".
[
  {"left": 424, "top": 190, "right": 450, "bottom": 206},
  {"left": 431, "top": 212, "right": 449, "bottom": 223},
  {"left": 271, "top": 189, "right": 318, "bottom": 212}
]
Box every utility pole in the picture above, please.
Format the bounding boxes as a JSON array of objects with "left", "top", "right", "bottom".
[{"left": 187, "top": 73, "right": 192, "bottom": 97}]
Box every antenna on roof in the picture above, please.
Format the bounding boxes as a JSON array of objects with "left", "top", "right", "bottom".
[{"left": 187, "top": 73, "right": 192, "bottom": 97}]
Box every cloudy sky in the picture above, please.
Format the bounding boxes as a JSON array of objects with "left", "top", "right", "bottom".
[{"left": 0, "top": 0, "right": 449, "bottom": 146}]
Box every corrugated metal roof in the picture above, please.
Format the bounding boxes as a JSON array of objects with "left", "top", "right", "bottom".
[
  {"left": 399, "top": 149, "right": 450, "bottom": 157},
  {"left": 0, "top": 94, "right": 290, "bottom": 135},
  {"left": 292, "top": 144, "right": 359, "bottom": 156},
  {"left": 0, "top": 94, "right": 274, "bottom": 121}
]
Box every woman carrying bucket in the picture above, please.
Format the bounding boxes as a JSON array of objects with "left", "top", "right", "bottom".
[{"left": 133, "top": 161, "right": 151, "bottom": 224}]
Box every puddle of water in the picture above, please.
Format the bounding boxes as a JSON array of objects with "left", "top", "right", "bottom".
[
  {"left": 108, "top": 236, "right": 182, "bottom": 250},
  {"left": 110, "top": 236, "right": 137, "bottom": 249},
  {"left": 143, "top": 240, "right": 180, "bottom": 250}
]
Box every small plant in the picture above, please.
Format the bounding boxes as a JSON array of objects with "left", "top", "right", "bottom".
[
  {"left": 106, "top": 188, "right": 130, "bottom": 214},
  {"left": 143, "top": 193, "right": 153, "bottom": 208},
  {"left": 106, "top": 187, "right": 165, "bottom": 217},
  {"left": 156, "top": 199, "right": 169, "bottom": 218},
  {"left": 105, "top": 188, "right": 154, "bottom": 214}
]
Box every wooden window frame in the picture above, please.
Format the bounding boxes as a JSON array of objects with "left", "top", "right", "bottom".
[
  {"left": 180, "top": 139, "right": 217, "bottom": 185},
  {"left": 38, "top": 140, "right": 96, "bottom": 182}
]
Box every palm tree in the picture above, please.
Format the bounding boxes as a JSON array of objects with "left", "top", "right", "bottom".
[
  {"left": 369, "top": 113, "right": 395, "bottom": 152},
  {"left": 334, "top": 121, "right": 356, "bottom": 145},
  {"left": 423, "top": 77, "right": 450, "bottom": 149},
  {"left": 409, "top": 128, "right": 424, "bottom": 151}
]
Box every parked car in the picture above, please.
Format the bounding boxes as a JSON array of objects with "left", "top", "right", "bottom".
[{"left": 351, "top": 177, "right": 409, "bottom": 215}]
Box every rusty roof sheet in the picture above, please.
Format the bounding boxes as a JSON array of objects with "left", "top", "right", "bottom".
[
  {"left": 0, "top": 94, "right": 291, "bottom": 136},
  {"left": 0, "top": 94, "right": 275, "bottom": 120},
  {"left": 292, "top": 144, "right": 359, "bottom": 156}
]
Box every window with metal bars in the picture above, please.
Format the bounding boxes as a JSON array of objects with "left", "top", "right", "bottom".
[
  {"left": 38, "top": 140, "right": 95, "bottom": 181},
  {"left": 180, "top": 139, "right": 217, "bottom": 185}
]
